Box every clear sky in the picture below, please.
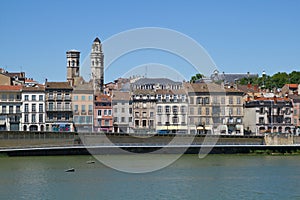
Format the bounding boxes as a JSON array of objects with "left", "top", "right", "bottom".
[{"left": 0, "top": 0, "right": 300, "bottom": 83}]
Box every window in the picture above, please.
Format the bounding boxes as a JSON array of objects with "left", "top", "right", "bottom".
[
  {"left": 39, "top": 114, "right": 43, "bottom": 123},
  {"left": 81, "top": 96, "right": 86, "bottom": 101},
  {"left": 285, "top": 117, "right": 291, "bottom": 124},
  {"left": 9, "top": 105, "right": 13, "bottom": 113},
  {"left": 79, "top": 116, "right": 85, "bottom": 124},
  {"left": 173, "top": 95, "right": 178, "bottom": 102},
  {"left": 114, "top": 108, "right": 118, "bottom": 113},
  {"left": 129, "top": 117, "right": 132, "bottom": 122},
  {"left": 181, "top": 95, "right": 186, "bottom": 102},
  {"left": 221, "top": 97, "right": 225, "bottom": 105},
  {"left": 172, "top": 116, "right": 178, "bottom": 124},
  {"left": 32, "top": 95, "right": 36, "bottom": 101},
  {"left": 205, "top": 118, "right": 210, "bottom": 125},
  {"left": 65, "top": 102, "right": 70, "bottom": 109},
  {"left": 39, "top": 104, "right": 43, "bottom": 112},
  {"left": 25, "top": 95, "right": 29, "bottom": 101},
  {"left": 88, "top": 105, "right": 93, "bottom": 112},
  {"left": 129, "top": 108, "right": 132, "bottom": 114},
  {"left": 88, "top": 95, "right": 93, "bottom": 101},
  {"left": 157, "top": 106, "right": 162, "bottom": 114},
  {"left": 57, "top": 102, "right": 62, "bottom": 110},
  {"left": 166, "top": 95, "right": 170, "bottom": 102},
  {"left": 65, "top": 93, "right": 70, "bottom": 100},
  {"left": 108, "top": 110, "right": 112, "bottom": 116},
  {"left": 57, "top": 114, "right": 62, "bottom": 120},
  {"left": 206, "top": 108, "right": 210, "bottom": 115},
  {"left": 49, "top": 92, "right": 53, "bottom": 99},
  {"left": 165, "top": 106, "right": 170, "bottom": 114},
  {"left": 142, "top": 112, "right": 147, "bottom": 118},
  {"left": 81, "top": 105, "right": 86, "bottom": 112},
  {"left": 16, "top": 105, "right": 20, "bottom": 113},
  {"left": 2, "top": 105, "right": 6, "bottom": 113},
  {"left": 98, "top": 110, "right": 101, "bottom": 116},
  {"left": 2, "top": 94, "right": 7, "bottom": 100},
  {"left": 74, "top": 105, "right": 78, "bottom": 112},
  {"left": 181, "top": 106, "right": 186, "bottom": 114},
  {"left": 198, "top": 108, "right": 202, "bottom": 115},
  {"left": 150, "top": 112, "right": 154, "bottom": 117},
  {"left": 104, "top": 119, "right": 109, "bottom": 126},
  {"left": 237, "top": 97, "right": 241, "bottom": 104},
  {"left": 104, "top": 110, "right": 107, "bottom": 116},
  {"left": 259, "top": 117, "right": 264, "bottom": 124},
  {"left": 204, "top": 97, "right": 210, "bottom": 104},
  {"left": 229, "top": 97, "right": 233, "bottom": 105},
  {"left": 294, "top": 109, "right": 298, "bottom": 116},
  {"left": 157, "top": 95, "right": 162, "bottom": 102},
  {"left": 86, "top": 116, "right": 92, "bottom": 123},
  {"left": 65, "top": 113, "right": 69, "bottom": 121},
  {"left": 237, "top": 107, "right": 241, "bottom": 115},
  {"left": 229, "top": 108, "right": 233, "bottom": 115},
  {"left": 48, "top": 113, "right": 53, "bottom": 120},
  {"left": 121, "top": 117, "right": 125, "bottom": 123},
  {"left": 49, "top": 102, "right": 53, "bottom": 110},
  {"left": 25, "top": 114, "right": 29, "bottom": 123},
  {"left": 39, "top": 95, "right": 43, "bottom": 101},
  {"left": 57, "top": 92, "right": 62, "bottom": 100},
  {"left": 173, "top": 106, "right": 178, "bottom": 114},
  {"left": 32, "top": 114, "right": 36, "bottom": 123},
  {"left": 122, "top": 108, "right": 125, "bottom": 113},
  {"left": 74, "top": 96, "right": 78, "bottom": 101},
  {"left": 32, "top": 104, "right": 36, "bottom": 112},
  {"left": 9, "top": 94, "right": 14, "bottom": 100}
]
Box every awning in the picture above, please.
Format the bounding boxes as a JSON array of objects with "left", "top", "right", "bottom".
[
  {"left": 157, "top": 126, "right": 181, "bottom": 130},
  {"left": 0, "top": 121, "right": 6, "bottom": 125},
  {"left": 197, "top": 126, "right": 212, "bottom": 130}
]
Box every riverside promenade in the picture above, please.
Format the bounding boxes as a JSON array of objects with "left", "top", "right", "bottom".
[{"left": 1, "top": 131, "right": 300, "bottom": 156}]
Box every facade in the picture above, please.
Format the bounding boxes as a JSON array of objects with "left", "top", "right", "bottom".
[
  {"left": 290, "top": 95, "right": 300, "bottom": 131},
  {"left": 72, "top": 83, "right": 94, "bottom": 133},
  {"left": 186, "top": 83, "right": 244, "bottom": 135},
  {"left": 0, "top": 85, "right": 22, "bottom": 131},
  {"left": 90, "top": 37, "right": 104, "bottom": 94},
  {"left": 94, "top": 94, "right": 113, "bottom": 132},
  {"left": 112, "top": 91, "right": 133, "bottom": 133},
  {"left": 45, "top": 82, "right": 73, "bottom": 132},
  {"left": 132, "top": 90, "right": 156, "bottom": 133},
  {"left": 156, "top": 89, "right": 188, "bottom": 134},
  {"left": 21, "top": 85, "right": 45, "bottom": 131},
  {"left": 244, "top": 97, "right": 294, "bottom": 135}
]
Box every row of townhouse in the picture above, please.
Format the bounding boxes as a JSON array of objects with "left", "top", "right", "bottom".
[{"left": 0, "top": 76, "right": 299, "bottom": 135}]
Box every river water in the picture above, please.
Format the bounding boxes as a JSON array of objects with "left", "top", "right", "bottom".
[{"left": 0, "top": 154, "right": 300, "bottom": 200}]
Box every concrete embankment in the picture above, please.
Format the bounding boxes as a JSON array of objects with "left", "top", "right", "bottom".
[{"left": 1, "top": 131, "right": 300, "bottom": 156}]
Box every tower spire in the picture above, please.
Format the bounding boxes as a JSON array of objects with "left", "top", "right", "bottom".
[{"left": 90, "top": 37, "right": 104, "bottom": 94}]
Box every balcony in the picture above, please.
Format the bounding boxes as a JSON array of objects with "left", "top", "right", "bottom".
[{"left": 47, "top": 107, "right": 72, "bottom": 112}]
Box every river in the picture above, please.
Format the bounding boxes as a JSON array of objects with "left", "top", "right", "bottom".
[{"left": 0, "top": 154, "right": 299, "bottom": 200}]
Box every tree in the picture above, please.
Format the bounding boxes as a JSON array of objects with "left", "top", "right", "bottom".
[{"left": 190, "top": 73, "right": 204, "bottom": 83}]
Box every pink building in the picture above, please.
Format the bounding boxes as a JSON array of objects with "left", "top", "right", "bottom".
[{"left": 93, "top": 94, "right": 113, "bottom": 132}]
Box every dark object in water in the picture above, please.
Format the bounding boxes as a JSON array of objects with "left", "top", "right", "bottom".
[
  {"left": 65, "top": 168, "right": 75, "bottom": 172},
  {"left": 86, "top": 160, "right": 95, "bottom": 164}
]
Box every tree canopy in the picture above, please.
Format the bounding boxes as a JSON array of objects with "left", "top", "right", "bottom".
[
  {"left": 238, "top": 71, "right": 300, "bottom": 89},
  {"left": 190, "top": 73, "right": 204, "bottom": 83}
]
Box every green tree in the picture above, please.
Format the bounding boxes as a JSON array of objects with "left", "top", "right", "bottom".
[{"left": 190, "top": 73, "right": 204, "bottom": 83}]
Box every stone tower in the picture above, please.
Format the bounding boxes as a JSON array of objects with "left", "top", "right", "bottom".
[
  {"left": 90, "top": 37, "right": 104, "bottom": 93},
  {"left": 66, "top": 50, "right": 80, "bottom": 86}
]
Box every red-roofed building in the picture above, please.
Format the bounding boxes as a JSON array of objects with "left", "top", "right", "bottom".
[
  {"left": 282, "top": 84, "right": 299, "bottom": 95},
  {"left": 93, "top": 94, "right": 113, "bottom": 132},
  {"left": 0, "top": 85, "right": 22, "bottom": 130}
]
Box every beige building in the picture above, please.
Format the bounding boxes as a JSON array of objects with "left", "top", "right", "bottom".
[
  {"left": 72, "top": 82, "right": 94, "bottom": 133},
  {"left": 186, "top": 82, "right": 244, "bottom": 135},
  {"left": 45, "top": 82, "right": 74, "bottom": 132}
]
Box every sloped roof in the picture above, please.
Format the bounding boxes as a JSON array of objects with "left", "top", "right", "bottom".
[
  {"left": 132, "top": 78, "right": 182, "bottom": 86},
  {"left": 112, "top": 91, "right": 131, "bottom": 101},
  {"left": 22, "top": 85, "right": 45, "bottom": 92},
  {"left": 0, "top": 85, "right": 22, "bottom": 91},
  {"left": 185, "top": 82, "right": 243, "bottom": 94},
  {"left": 285, "top": 84, "right": 298, "bottom": 89},
  {"left": 94, "top": 37, "right": 101, "bottom": 43},
  {"left": 46, "top": 82, "right": 72, "bottom": 89}
]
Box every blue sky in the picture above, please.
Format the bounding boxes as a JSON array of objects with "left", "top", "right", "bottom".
[{"left": 0, "top": 0, "right": 300, "bottom": 83}]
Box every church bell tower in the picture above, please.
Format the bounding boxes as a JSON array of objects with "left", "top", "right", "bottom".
[{"left": 90, "top": 37, "right": 104, "bottom": 93}]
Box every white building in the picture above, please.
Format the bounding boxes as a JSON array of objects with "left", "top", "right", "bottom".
[{"left": 21, "top": 85, "right": 46, "bottom": 131}]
